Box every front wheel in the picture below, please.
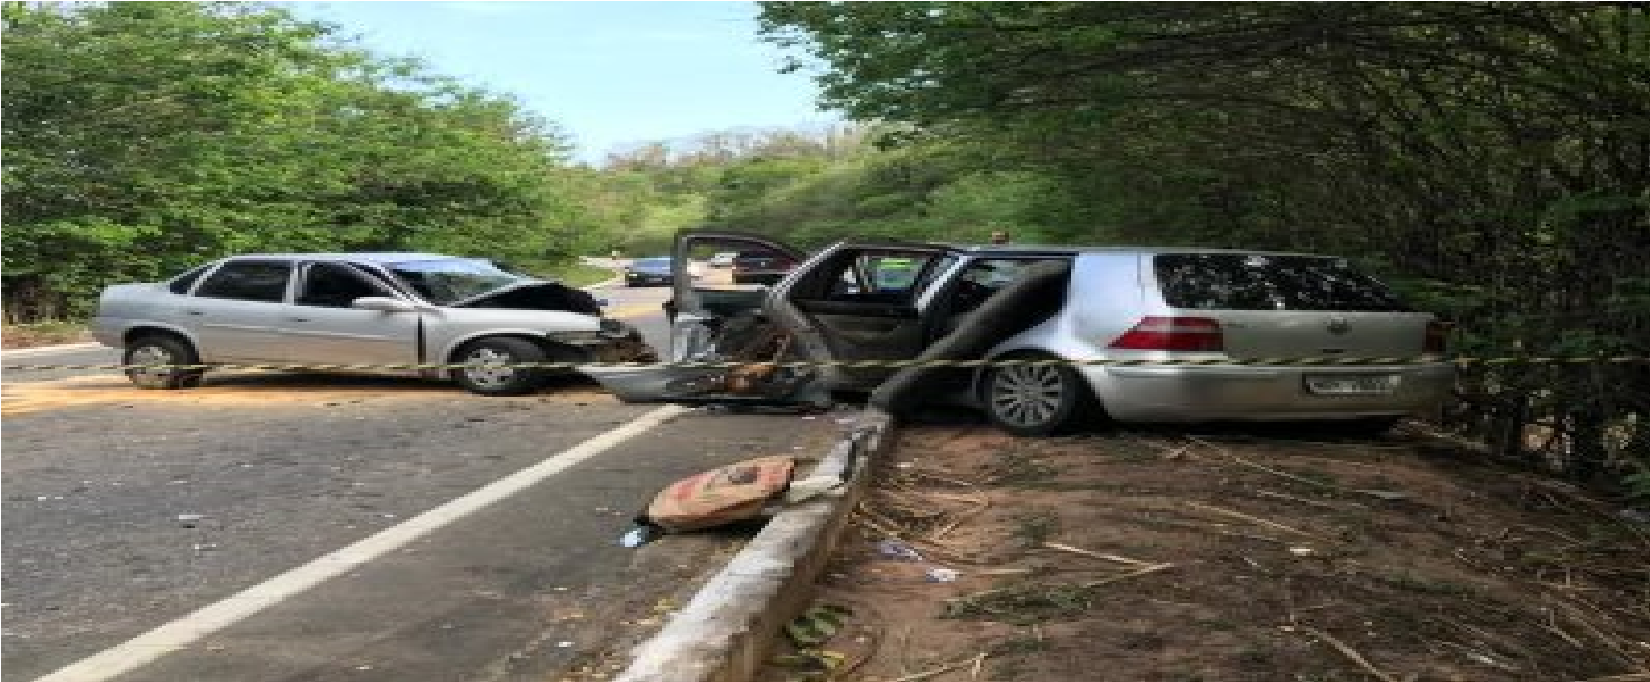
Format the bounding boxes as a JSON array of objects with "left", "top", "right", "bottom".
[
  {"left": 983, "top": 355, "right": 1097, "bottom": 436},
  {"left": 450, "top": 337, "right": 549, "bottom": 396},
  {"left": 124, "top": 335, "right": 205, "bottom": 390}
]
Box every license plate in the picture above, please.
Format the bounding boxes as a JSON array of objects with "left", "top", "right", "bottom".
[{"left": 1304, "top": 374, "right": 1400, "bottom": 396}]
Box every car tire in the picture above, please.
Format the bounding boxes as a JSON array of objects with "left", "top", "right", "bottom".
[
  {"left": 450, "top": 337, "right": 549, "bottom": 396},
  {"left": 123, "top": 334, "right": 205, "bottom": 390},
  {"left": 982, "top": 353, "right": 1098, "bottom": 436}
]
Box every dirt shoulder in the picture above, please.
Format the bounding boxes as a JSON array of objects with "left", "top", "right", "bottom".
[
  {"left": 764, "top": 423, "right": 1649, "bottom": 682},
  {"left": 3, "top": 322, "right": 92, "bottom": 350}
]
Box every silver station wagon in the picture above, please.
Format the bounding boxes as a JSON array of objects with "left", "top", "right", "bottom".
[
  {"left": 590, "top": 231, "right": 1454, "bottom": 435},
  {"left": 94, "top": 253, "right": 653, "bottom": 395}
]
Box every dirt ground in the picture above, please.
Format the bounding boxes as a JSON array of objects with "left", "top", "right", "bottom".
[
  {"left": 0, "top": 372, "right": 617, "bottom": 416},
  {"left": 2, "top": 323, "right": 92, "bottom": 349},
  {"left": 763, "top": 421, "right": 1650, "bottom": 682}
]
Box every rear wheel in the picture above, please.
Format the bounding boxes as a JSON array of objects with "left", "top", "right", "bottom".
[
  {"left": 123, "top": 334, "right": 204, "bottom": 390},
  {"left": 982, "top": 353, "right": 1097, "bottom": 436},
  {"left": 450, "top": 337, "right": 549, "bottom": 396}
]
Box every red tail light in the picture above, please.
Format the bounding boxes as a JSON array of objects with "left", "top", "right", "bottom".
[
  {"left": 1109, "top": 316, "right": 1224, "bottom": 352},
  {"left": 1424, "top": 320, "right": 1449, "bottom": 354}
]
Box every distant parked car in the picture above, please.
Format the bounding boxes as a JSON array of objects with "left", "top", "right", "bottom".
[
  {"left": 94, "top": 253, "right": 655, "bottom": 396},
  {"left": 731, "top": 249, "right": 797, "bottom": 285},
  {"left": 591, "top": 231, "right": 1454, "bottom": 435},
  {"left": 625, "top": 257, "right": 677, "bottom": 287},
  {"left": 708, "top": 252, "right": 739, "bottom": 268}
]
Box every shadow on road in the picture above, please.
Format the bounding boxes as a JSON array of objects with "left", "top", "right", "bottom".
[{"left": 2, "top": 371, "right": 612, "bottom": 416}]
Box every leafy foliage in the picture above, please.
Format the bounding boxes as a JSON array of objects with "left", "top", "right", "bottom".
[{"left": 2, "top": 2, "right": 580, "bottom": 319}]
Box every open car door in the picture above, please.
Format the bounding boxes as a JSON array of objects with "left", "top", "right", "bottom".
[
  {"left": 768, "top": 245, "right": 955, "bottom": 391},
  {"left": 586, "top": 230, "right": 825, "bottom": 407}
]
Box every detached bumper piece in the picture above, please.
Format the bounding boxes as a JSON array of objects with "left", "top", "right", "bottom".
[{"left": 587, "top": 362, "right": 829, "bottom": 408}]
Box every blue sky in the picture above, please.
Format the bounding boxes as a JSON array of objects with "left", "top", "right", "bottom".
[{"left": 283, "top": 1, "right": 837, "bottom": 162}]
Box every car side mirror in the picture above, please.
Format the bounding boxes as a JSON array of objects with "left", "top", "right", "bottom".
[{"left": 351, "top": 297, "right": 418, "bottom": 313}]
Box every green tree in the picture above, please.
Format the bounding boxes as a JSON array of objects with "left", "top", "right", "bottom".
[{"left": 3, "top": 2, "right": 578, "bottom": 320}]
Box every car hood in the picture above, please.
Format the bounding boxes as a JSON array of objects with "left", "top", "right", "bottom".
[{"left": 447, "top": 280, "right": 603, "bottom": 315}]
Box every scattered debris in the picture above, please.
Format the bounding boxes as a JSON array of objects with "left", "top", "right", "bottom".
[
  {"left": 636, "top": 456, "right": 796, "bottom": 533},
  {"left": 1039, "top": 542, "right": 1157, "bottom": 567},
  {"left": 1286, "top": 625, "right": 1402, "bottom": 682},
  {"left": 925, "top": 567, "right": 961, "bottom": 583},
  {"left": 1185, "top": 501, "right": 1322, "bottom": 538},
  {"left": 1354, "top": 489, "right": 1411, "bottom": 502},
  {"left": 882, "top": 653, "right": 987, "bottom": 682},
  {"left": 619, "top": 525, "right": 661, "bottom": 548},
  {"left": 875, "top": 539, "right": 925, "bottom": 562}
]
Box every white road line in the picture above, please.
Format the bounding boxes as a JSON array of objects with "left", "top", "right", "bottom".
[{"left": 35, "top": 404, "right": 687, "bottom": 682}]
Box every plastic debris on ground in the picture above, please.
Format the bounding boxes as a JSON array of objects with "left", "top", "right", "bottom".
[
  {"left": 924, "top": 567, "right": 961, "bottom": 583},
  {"left": 874, "top": 539, "right": 924, "bottom": 562},
  {"left": 619, "top": 525, "right": 662, "bottom": 548}
]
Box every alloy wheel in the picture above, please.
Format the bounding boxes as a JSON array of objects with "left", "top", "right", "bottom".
[
  {"left": 989, "top": 364, "right": 1067, "bottom": 428},
  {"left": 128, "top": 344, "right": 176, "bottom": 382},
  {"left": 462, "top": 347, "right": 518, "bottom": 389}
]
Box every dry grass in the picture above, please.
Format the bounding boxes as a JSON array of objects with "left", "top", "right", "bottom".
[
  {"left": 760, "top": 424, "right": 1650, "bottom": 682},
  {"left": 3, "top": 321, "right": 90, "bottom": 349}
]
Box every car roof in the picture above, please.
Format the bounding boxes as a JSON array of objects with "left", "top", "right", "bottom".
[
  {"left": 934, "top": 243, "right": 1327, "bottom": 258},
  {"left": 825, "top": 237, "right": 1322, "bottom": 259},
  {"left": 229, "top": 252, "right": 458, "bottom": 265}
]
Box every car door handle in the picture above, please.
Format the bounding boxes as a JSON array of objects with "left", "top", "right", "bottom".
[
  {"left": 185, "top": 310, "right": 204, "bottom": 316},
  {"left": 287, "top": 317, "right": 311, "bottom": 323}
]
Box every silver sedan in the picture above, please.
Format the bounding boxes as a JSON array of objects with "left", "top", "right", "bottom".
[{"left": 94, "top": 253, "right": 654, "bottom": 395}]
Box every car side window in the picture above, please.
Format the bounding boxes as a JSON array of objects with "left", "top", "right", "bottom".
[
  {"left": 947, "top": 258, "right": 1064, "bottom": 316},
  {"left": 297, "top": 263, "right": 391, "bottom": 308},
  {"left": 193, "top": 260, "right": 292, "bottom": 303}
]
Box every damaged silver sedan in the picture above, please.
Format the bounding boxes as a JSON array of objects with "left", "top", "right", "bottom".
[
  {"left": 589, "top": 231, "right": 1453, "bottom": 435},
  {"left": 94, "top": 253, "right": 654, "bottom": 395}
]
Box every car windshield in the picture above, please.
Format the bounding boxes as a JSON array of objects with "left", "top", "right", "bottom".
[{"left": 387, "top": 258, "right": 527, "bottom": 304}]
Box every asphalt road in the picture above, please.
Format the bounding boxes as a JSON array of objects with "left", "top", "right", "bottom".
[{"left": 1, "top": 277, "right": 841, "bottom": 682}]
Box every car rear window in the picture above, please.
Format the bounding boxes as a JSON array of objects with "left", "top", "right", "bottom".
[{"left": 1153, "top": 253, "right": 1410, "bottom": 312}]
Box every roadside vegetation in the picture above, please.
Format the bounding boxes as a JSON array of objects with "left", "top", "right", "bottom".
[{"left": 1, "top": 2, "right": 653, "bottom": 324}]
